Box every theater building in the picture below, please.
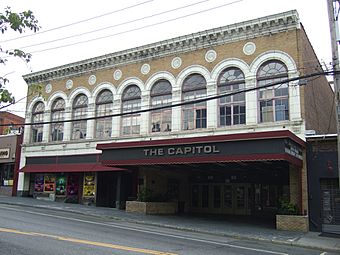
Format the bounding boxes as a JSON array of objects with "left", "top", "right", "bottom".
[{"left": 18, "top": 10, "right": 335, "bottom": 220}]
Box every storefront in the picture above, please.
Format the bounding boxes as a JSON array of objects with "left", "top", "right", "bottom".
[
  {"left": 307, "top": 135, "right": 340, "bottom": 234},
  {"left": 98, "top": 130, "right": 305, "bottom": 218},
  {"left": 19, "top": 154, "right": 130, "bottom": 207},
  {"left": 0, "top": 134, "right": 22, "bottom": 196}
]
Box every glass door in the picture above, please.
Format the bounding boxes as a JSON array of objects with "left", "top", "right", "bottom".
[
  {"left": 222, "top": 184, "right": 233, "bottom": 213},
  {"left": 233, "top": 184, "right": 250, "bottom": 215}
]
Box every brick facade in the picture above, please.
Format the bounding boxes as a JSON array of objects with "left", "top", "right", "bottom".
[
  {"left": 0, "top": 112, "right": 24, "bottom": 135},
  {"left": 17, "top": 11, "right": 333, "bottom": 225}
]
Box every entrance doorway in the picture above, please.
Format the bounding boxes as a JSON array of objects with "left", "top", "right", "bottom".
[
  {"left": 96, "top": 172, "right": 117, "bottom": 207},
  {"left": 190, "top": 183, "right": 251, "bottom": 215}
]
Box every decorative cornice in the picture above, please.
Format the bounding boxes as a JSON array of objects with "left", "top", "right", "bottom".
[{"left": 23, "top": 10, "right": 300, "bottom": 85}]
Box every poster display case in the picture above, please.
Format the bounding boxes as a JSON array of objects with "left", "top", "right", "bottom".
[
  {"left": 67, "top": 174, "right": 79, "bottom": 196},
  {"left": 83, "top": 172, "right": 95, "bottom": 198},
  {"left": 56, "top": 176, "right": 66, "bottom": 196},
  {"left": 44, "top": 175, "right": 56, "bottom": 192},
  {"left": 34, "top": 175, "right": 44, "bottom": 193}
]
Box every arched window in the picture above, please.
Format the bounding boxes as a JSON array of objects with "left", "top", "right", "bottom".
[
  {"left": 51, "top": 98, "right": 65, "bottom": 141},
  {"left": 182, "top": 74, "right": 207, "bottom": 130},
  {"left": 257, "top": 61, "right": 289, "bottom": 122},
  {"left": 150, "top": 79, "right": 172, "bottom": 133},
  {"left": 121, "top": 85, "right": 141, "bottom": 135},
  {"left": 218, "top": 68, "right": 245, "bottom": 126},
  {"left": 31, "top": 102, "right": 45, "bottom": 143},
  {"left": 71, "top": 94, "right": 88, "bottom": 140},
  {"left": 95, "top": 89, "right": 113, "bottom": 138}
]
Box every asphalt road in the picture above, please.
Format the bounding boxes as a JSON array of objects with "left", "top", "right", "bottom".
[{"left": 0, "top": 204, "right": 336, "bottom": 255}]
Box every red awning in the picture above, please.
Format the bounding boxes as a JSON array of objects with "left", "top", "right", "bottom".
[{"left": 20, "top": 163, "right": 125, "bottom": 173}]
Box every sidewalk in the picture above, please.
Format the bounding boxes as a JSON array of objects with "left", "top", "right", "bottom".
[{"left": 1, "top": 196, "right": 340, "bottom": 252}]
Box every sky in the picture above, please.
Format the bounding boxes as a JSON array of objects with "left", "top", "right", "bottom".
[{"left": 0, "top": 0, "right": 334, "bottom": 117}]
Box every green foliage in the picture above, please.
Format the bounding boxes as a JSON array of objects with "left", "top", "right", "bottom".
[
  {"left": 3, "top": 126, "right": 10, "bottom": 134},
  {"left": 137, "top": 187, "right": 168, "bottom": 202},
  {"left": 0, "top": 7, "right": 40, "bottom": 106},
  {"left": 137, "top": 187, "right": 154, "bottom": 202},
  {"left": 277, "top": 197, "right": 298, "bottom": 215},
  {"left": 28, "top": 83, "right": 44, "bottom": 97},
  {"left": 0, "top": 86, "right": 13, "bottom": 103},
  {"left": 0, "top": 7, "right": 39, "bottom": 34}
]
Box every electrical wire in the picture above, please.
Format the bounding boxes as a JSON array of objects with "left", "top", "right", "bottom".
[
  {"left": 0, "top": 62, "right": 333, "bottom": 114},
  {"left": 0, "top": 69, "right": 337, "bottom": 127},
  {"left": 18, "top": 0, "right": 211, "bottom": 50},
  {"left": 0, "top": 0, "right": 154, "bottom": 43},
  {"left": 27, "top": 0, "right": 244, "bottom": 54}
]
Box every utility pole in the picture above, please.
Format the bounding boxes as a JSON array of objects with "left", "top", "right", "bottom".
[{"left": 327, "top": 0, "right": 340, "bottom": 187}]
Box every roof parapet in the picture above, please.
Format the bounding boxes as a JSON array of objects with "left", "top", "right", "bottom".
[{"left": 23, "top": 10, "right": 300, "bottom": 85}]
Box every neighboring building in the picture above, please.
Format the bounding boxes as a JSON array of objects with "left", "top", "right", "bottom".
[
  {"left": 307, "top": 134, "right": 339, "bottom": 234},
  {"left": 0, "top": 133, "right": 22, "bottom": 196},
  {"left": 0, "top": 112, "right": 24, "bottom": 196},
  {"left": 18, "top": 10, "right": 335, "bottom": 223},
  {"left": 0, "top": 112, "right": 24, "bottom": 135}
]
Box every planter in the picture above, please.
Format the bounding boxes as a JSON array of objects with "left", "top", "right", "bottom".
[
  {"left": 126, "top": 201, "right": 178, "bottom": 214},
  {"left": 276, "top": 214, "right": 309, "bottom": 232}
]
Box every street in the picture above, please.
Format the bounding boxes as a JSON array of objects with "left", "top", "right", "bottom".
[{"left": 0, "top": 203, "right": 336, "bottom": 255}]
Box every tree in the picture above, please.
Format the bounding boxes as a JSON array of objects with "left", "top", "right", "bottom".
[{"left": 0, "top": 7, "right": 39, "bottom": 106}]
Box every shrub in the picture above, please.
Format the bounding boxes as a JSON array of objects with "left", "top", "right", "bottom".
[
  {"left": 277, "top": 197, "right": 298, "bottom": 215},
  {"left": 137, "top": 187, "right": 154, "bottom": 202},
  {"left": 137, "top": 187, "right": 168, "bottom": 202}
]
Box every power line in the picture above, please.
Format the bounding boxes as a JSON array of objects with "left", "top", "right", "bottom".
[
  {"left": 19, "top": 0, "right": 211, "bottom": 50},
  {"left": 28, "top": 0, "right": 244, "bottom": 54},
  {"left": 0, "top": 60, "right": 330, "bottom": 114},
  {"left": 0, "top": 0, "right": 154, "bottom": 43},
  {"left": 0, "top": 69, "right": 336, "bottom": 127}
]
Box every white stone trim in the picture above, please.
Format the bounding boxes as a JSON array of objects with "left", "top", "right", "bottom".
[
  {"left": 65, "top": 79, "right": 73, "bottom": 90},
  {"left": 88, "top": 75, "right": 97, "bottom": 85},
  {"left": 92, "top": 82, "right": 117, "bottom": 100},
  {"left": 211, "top": 58, "right": 250, "bottom": 81},
  {"left": 27, "top": 96, "right": 47, "bottom": 113},
  {"left": 117, "top": 78, "right": 145, "bottom": 99},
  {"left": 205, "top": 49, "right": 217, "bottom": 63},
  {"left": 68, "top": 87, "right": 92, "bottom": 105},
  {"left": 46, "top": 91, "right": 68, "bottom": 110},
  {"left": 45, "top": 83, "right": 52, "bottom": 93},
  {"left": 144, "top": 71, "right": 176, "bottom": 93},
  {"left": 23, "top": 10, "right": 300, "bottom": 85},
  {"left": 113, "top": 69, "right": 122, "bottom": 80},
  {"left": 171, "top": 57, "right": 182, "bottom": 69},
  {"left": 176, "top": 65, "right": 212, "bottom": 89},
  {"left": 141, "top": 63, "right": 151, "bottom": 75},
  {"left": 243, "top": 42, "right": 256, "bottom": 56},
  {"left": 249, "top": 50, "right": 298, "bottom": 75}
]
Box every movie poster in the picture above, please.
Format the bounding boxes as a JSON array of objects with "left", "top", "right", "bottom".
[
  {"left": 67, "top": 174, "right": 79, "bottom": 196},
  {"left": 83, "top": 172, "right": 95, "bottom": 197},
  {"left": 34, "top": 175, "right": 44, "bottom": 193},
  {"left": 56, "top": 176, "right": 66, "bottom": 196},
  {"left": 44, "top": 175, "right": 56, "bottom": 193}
]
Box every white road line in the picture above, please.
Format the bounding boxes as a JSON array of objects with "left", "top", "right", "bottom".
[
  {"left": 320, "top": 252, "right": 327, "bottom": 255},
  {"left": 0, "top": 204, "right": 288, "bottom": 255}
]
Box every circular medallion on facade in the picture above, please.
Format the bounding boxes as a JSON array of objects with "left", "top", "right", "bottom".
[
  {"left": 171, "top": 57, "right": 182, "bottom": 69},
  {"left": 141, "top": 63, "right": 150, "bottom": 75},
  {"left": 205, "top": 49, "right": 217, "bottom": 63},
  {"left": 243, "top": 42, "right": 256, "bottom": 55},
  {"left": 45, "top": 83, "right": 52, "bottom": 93},
  {"left": 113, "top": 69, "right": 122, "bottom": 80},
  {"left": 66, "top": 79, "right": 73, "bottom": 90},
  {"left": 88, "top": 75, "right": 96, "bottom": 85}
]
